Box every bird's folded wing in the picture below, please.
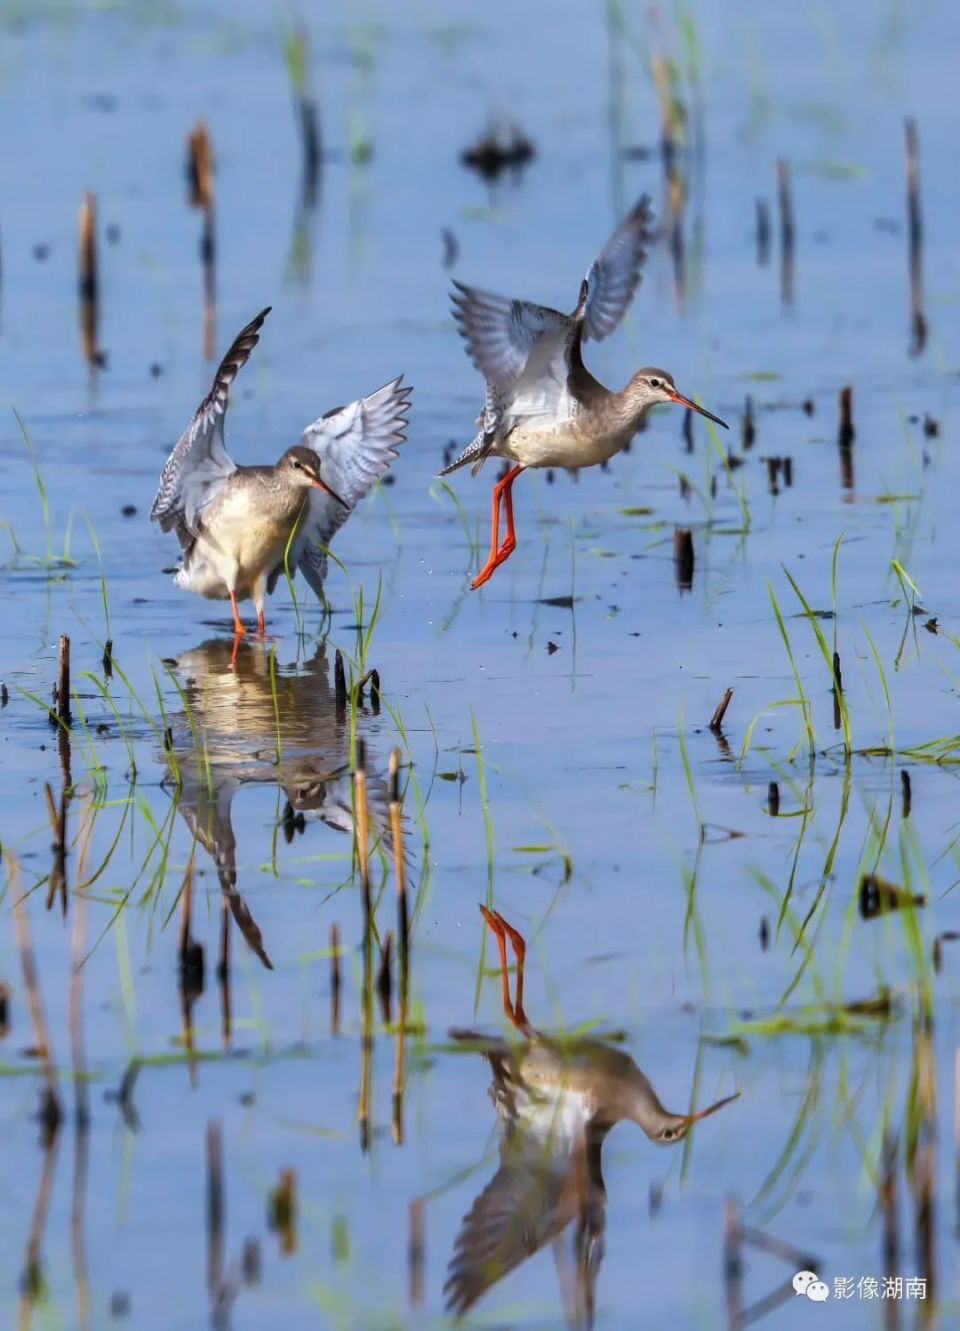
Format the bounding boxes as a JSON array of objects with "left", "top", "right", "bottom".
[
  {"left": 578, "top": 195, "right": 653, "bottom": 342},
  {"left": 291, "top": 375, "right": 411, "bottom": 597},
  {"left": 451, "top": 281, "right": 570, "bottom": 392},
  {"left": 150, "top": 308, "right": 270, "bottom": 542}
]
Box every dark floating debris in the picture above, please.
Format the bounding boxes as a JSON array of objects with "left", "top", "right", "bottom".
[
  {"left": 801, "top": 397, "right": 815, "bottom": 416},
  {"left": 767, "top": 782, "right": 780, "bottom": 817},
  {"left": 859, "top": 873, "right": 925, "bottom": 921},
  {"left": 901, "top": 769, "right": 912, "bottom": 818},
  {"left": 923, "top": 617, "right": 937, "bottom": 635},
  {"left": 546, "top": 640, "right": 559, "bottom": 655},
  {"left": 922, "top": 413, "right": 938, "bottom": 438},
  {"left": 673, "top": 527, "right": 694, "bottom": 592},
  {"left": 1, "top": 682, "right": 8, "bottom": 708},
  {"left": 109, "top": 1291, "right": 131, "bottom": 1320},
  {"left": 759, "top": 917, "right": 769, "bottom": 951},
  {"left": 121, "top": 504, "right": 137, "bottom": 517},
  {"left": 461, "top": 120, "right": 535, "bottom": 181},
  {"left": 32, "top": 243, "right": 50, "bottom": 261}
]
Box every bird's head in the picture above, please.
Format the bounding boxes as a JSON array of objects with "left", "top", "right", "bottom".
[
  {"left": 278, "top": 446, "right": 348, "bottom": 507},
  {"left": 628, "top": 368, "right": 728, "bottom": 430},
  {"left": 643, "top": 1090, "right": 740, "bottom": 1146}
]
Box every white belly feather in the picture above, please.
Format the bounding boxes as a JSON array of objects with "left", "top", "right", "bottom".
[{"left": 176, "top": 486, "right": 302, "bottom": 602}]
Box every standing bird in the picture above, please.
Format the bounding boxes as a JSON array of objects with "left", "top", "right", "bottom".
[
  {"left": 442, "top": 197, "right": 728, "bottom": 588},
  {"left": 151, "top": 308, "right": 411, "bottom": 636},
  {"left": 444, "top": 907, "right": 739, "bottom": 1323}
]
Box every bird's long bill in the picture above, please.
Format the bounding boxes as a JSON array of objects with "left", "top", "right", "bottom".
[
  {"left": 670, "top": 390, "right": 729, "bottom": 431},
  {"left": 312, "top": 477, "right": 348, "bottom": 508},
  {"left": 683, "top": 1091, "right": 740, "bottom": 1124}
]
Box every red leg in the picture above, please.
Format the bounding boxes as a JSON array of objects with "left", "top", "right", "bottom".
[
  {"left": 497, "top": 913, "right": 528, "bottom": 1030},
  {"left": 479, "top": 904, "right": 530, "bottom": 1034},
  {"left": 229, "top": 592, "right": 247, "bottom": 637},
  {"left": 480, "top": 905, "right": 513, "bottom": 1023},
  {"left": 256, "top": 609, "right": 266, "bottom": 636},
  {"left": 471, "top": 466, "right": 525, "bottom": 590}
]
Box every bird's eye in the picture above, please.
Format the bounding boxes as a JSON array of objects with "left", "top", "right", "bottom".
[
  {"left": 661, "top": 1128, "right": 676, "bottom": 1141},
  {"left": 649, "top": 377, "right": 662, "bottom": 390},
  {"left": 292, "top": 458, "right": 301, "bottom": 470}
]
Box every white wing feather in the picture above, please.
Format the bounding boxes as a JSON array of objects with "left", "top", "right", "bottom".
[{"left": 287, "top": 376, "right": 412, "bottom": 598}]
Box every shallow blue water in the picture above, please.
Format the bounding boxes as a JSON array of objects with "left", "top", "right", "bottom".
[{"left": 0, "top": 2, "right": 959, "bottom": 1328}]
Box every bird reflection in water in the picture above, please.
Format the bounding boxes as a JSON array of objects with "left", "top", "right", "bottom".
[
  {"left": 162, "top": 638, "right": 392, "bottom": 1043},
  {"left": 445, "top": 907, "right": 738, "bottom": 1326}
]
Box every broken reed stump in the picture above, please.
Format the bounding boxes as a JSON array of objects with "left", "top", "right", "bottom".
[
  {"left": 187, "top": 121, "right": 216, "bottom": 359},
  {"left": 838, "top": 385, "right": 855, "bottom": 490},
  {"left": 55, "top": 634, "right": 71, "bottom": 726},
  {"left": 377, "top": 932, "right": 393, "bottom": 1026},
  {"left": 673, "top": 527, "right": 694, "bottom": 592},
  {"left": 901, "top": 769, "right": 912, "bottom": 819},
  {"left": 267, "top": 1168, "right": 298, "bottom": 1257},
  {"left": 283, "top": 26, "right": 322, "bottom": 207},
  {"left": 408, "top": 1199, "right": 425, "bottom": 1309},
  {"left": 330, "top": 921, "right": 341, "bottom": 1036},
  {"left": 10, "top": 857, "right": 62, "bottom": 1140},
  {"left": 776, "top": 159, "right": 794, "bottom": 307},
  {"left": 334, "top": 649, "right": 347, "bottom": 717},
  {"left": 355, "top": 740, "right": 373, "bottom": 1152},
  {"left": 742, "top": 395, "right": 755, "bottom": 450},
  {"left": 755, "top": 198, "right": 771, "bottom": 266},
  {"left": 831, "top": 650, "right": 843, "bottom": 731},
  {"left": 388, "top": 749, "right": 409, "bottom": 987},
  {"left": 905, "top": 117, "right": 927, "bottom": 357},
  {"left": 767, "top": 781, "right": 780, "bottom": 817},
  {"left": 43, "top": 782, "right": 67, "bottom": 915},
  {"left": 206, "top": 1120, "right": 224, "bottom": 1296},
  {"left": 78, "top": 192, "right": 100, "bottom": 367},
  {"left": 709, "top": 688, "right": 733, "bottom": 733}
]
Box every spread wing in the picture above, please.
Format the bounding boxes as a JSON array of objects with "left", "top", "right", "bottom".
[
  {"left": 151, "top": 308, "right": 270, "bottom": 545},
  {"left": 448, "top": 196, "right": 652, "bottom": 444},
  {"left": 444, "top": 1141, "right": 575, "bottom": 1318},
  {"left": 451, "top": 282, "right": 570, "bottom": 393},
  {"left": 285, "top": 376, "right": 411, "bottom": 598},
  {"left": 578, "top": 194, "right": 653, "bottom": 342}
]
